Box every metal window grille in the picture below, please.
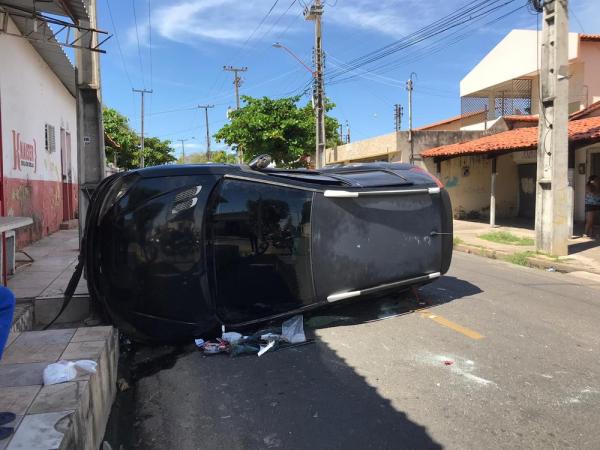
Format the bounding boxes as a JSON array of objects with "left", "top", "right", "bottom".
[
  {"left": 461, "top": 78, "right": 533, "bottom": 122},
  {"left": 45, "top": 124, "right": 56, "bottom": 153}
]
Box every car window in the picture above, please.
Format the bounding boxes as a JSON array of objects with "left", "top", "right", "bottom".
[{"left": 208, "top": 179, "right": 314, "bottom": 322}]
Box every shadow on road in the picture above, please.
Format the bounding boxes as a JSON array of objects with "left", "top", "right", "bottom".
[
  {"left": 116, "top": 338, "right": 442, "bottom": 449},
  {"left": 104, "top": 276, "right": 482, "bottom": 449},
  {"left": 304, "top": 276, "right": 483, "bottom": 330}
]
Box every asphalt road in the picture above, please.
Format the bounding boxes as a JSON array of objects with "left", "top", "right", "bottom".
[{"left": 109, "top": 252, "right": 600, "bottom": 450}]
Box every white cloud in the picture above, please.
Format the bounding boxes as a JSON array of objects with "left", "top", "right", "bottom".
[
  {"left": 148, "top": 0, "right": 293, "bottom": 45},
  {"left": 140, "top": 0, "right": 600, "bottom": 49}
]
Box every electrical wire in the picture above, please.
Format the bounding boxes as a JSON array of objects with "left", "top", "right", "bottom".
[
  {"left": 131, "top": 0, "right": 145, "bottom": 87},
  {"left": 105, "top": 0, "right": 133, "bottom": 89},
  {"left": 327, "top": 1, "right": 525, "bottom": 86},
  {"left": 148, "top": 0, "right": 153, "bottom": 90},
  {"left": 326, "top": 0, "right": 518, "bottom": 83}
]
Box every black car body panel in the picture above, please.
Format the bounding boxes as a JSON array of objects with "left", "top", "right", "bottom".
[{"left": 83, "top": 163, "right": 452, "bottom": 341}]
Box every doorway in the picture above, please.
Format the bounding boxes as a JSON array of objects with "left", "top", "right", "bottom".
[
  {"left": 60, "top": 129, "right": 73, "bottom": 221},
  {"left": 518, "top": 163, "right": 536, "bottom": 219},
  {"left": 591, "top": 152, "right": 600, "bottom": 178}
]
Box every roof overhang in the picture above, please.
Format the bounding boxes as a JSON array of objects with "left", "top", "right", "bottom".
[
  {"left": 4, "top": 11, "right": 76, "bottom": 97},
  {"left": 460, "top": 29, "right": 580, "bottom": 97},
  {"left": 0, "top": 0, "right": 89, "bottom": 22}
]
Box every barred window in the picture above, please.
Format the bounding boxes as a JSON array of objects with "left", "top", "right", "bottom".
[{"left": 45, "top": 124, "right": 56, "bottom": 153}]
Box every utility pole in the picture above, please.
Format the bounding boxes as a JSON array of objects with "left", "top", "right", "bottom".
[
  {"left": 197, "top": 105, "right": 214, "bottom": 160},
  {"left": 223, "top": 66, "right": 247, "bottom": 162},
  {"left": 345, "top": 120, "right": 351, "bottom": 144},
  {"left": 223, "top": 66, "right": 248, "bottom": 111},
  {"left": 177, "top": 138, "right": 194, "bottom": 163},
  {"left": 394, "top": 104, "right": 403, "bottom": 132},
  {"left": 74, "top": 0, "right": 106, "bottom": 240},
  {"left": 534, "top": 0, "right": 569, "bottom": 256},
  {"left": 406, "top": 73, "right": 416, "bottom": 164},
  {"left": 132, "top": 88, "right": 152, "bottom": 168},
  {"left": 305, "top": 0, "right": 325, "bottom": 168}
]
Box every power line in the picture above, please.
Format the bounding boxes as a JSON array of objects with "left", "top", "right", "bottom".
[
  {"left": 148, "top": 0, "right": 153, "bottom": 90},
  {"left": 105, "top": 0, "right": 133, "bottom": 89},
  {"left": 326, "top": 1, "right": 524, "bottom": 86},
  {"left": 131, "top": 0, "right": 145, "bottom": 87},
  {"left": 326, "top": 0, "right": 518, "bottom": 83}
]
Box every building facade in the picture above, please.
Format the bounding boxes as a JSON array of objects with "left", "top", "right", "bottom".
[{"left": 0, "top": 13, "right": 78, "bottom": 247}]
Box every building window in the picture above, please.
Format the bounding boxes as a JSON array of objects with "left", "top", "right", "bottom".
[{"left": 45, "top": 124, "right": 56, "bottom": 153}]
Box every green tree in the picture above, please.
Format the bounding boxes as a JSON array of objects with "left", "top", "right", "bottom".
[
  {"left": 103, "top": 107, "right": 176, "bottom": 169},
  {"left": 176, "top": 150, "right": 236, "bottom": 164},
  {"left": 214, "top": 95, "right": 340, "bottom": 168}
]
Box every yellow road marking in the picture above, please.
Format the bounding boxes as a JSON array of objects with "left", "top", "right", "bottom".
[{"left": 419, "top": 310, "right": 484, "bottom": 340}]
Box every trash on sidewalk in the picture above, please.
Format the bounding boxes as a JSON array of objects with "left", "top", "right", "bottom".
[
  {"left": 43, "top": 360, "right": 97, "bottom": 385},
  {"left": 194, "top": 314, "right": 308, "bottom": 358},
  {"left": 443, "top": 360, "right": 454, "bottom": 366}
]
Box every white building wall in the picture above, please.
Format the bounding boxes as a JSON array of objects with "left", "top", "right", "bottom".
[
  {"left": 0, "top": 16, "right": 78, "bottom": 244},
  {"left": 0, "top": 16, "right": 77, "bottom": 183},
  {"left": 460, "top": 30, "right": 580, "bottom": 97}
]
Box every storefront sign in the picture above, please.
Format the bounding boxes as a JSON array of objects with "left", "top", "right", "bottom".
[{"left": 11, "top": 130, "right": 37, "bottom": 172}]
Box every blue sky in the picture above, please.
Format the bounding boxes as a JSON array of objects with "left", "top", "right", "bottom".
[{"left": 98, "top": 0, "right": 599, "bottom": 157}]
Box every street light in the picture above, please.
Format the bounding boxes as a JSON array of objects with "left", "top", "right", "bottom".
[{"left": 272, "top": 42, "right": 315, "bottom": 78}]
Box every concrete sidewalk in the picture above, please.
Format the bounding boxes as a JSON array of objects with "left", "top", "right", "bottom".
[
  {"left": 0, "top": 327, "right": 118, "bottom": 450},
  {"left": 7, "top": 229, "right": 89, "bottom": 327},
  {"left": 453, "top": 219, "right": 600, "bottom": 275},
  {"left": 8, "top": 229, "right": 86, "bottom": 300}
]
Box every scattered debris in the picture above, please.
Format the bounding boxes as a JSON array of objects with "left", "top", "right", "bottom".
[
  {"left": 195, "top": 315, "right": 308, "bottom": 358},
  {"left": 221, "top": 332, "right": 243, "bottom": 344},
  {"left": 546, "top": 267, "right": 557, "bottom": 272},
  {"left": 282, "top": 315, "right": 306, "bottom": 344},
  {"left": 117, "top": 378, "right": 130, "bottom": 392},
  {"left": 43, "top": 360, "right": 97, "bottom": 385},
  {"left": 443, "top": 360, "right": 454, "bottom": 366},
  {"left": 258, "top": 340, "right": 277, "bottom": 357}
]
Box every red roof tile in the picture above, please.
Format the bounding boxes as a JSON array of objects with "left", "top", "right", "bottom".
[
  {"left": 422, "top": 116, "right": 600, "bottom": 158},
  {"left": 569, "top": 100, "right": 600, "bottom": 120},
  {"left": 580, "top": 34, "right": 600, "bottom": 42},
  {"left": 503, "top": 115, "right": 539, "bottom": 123}
]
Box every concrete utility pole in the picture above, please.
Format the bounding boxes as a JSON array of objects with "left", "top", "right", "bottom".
[
  {"left": 535, "top": 0, "right": 570, "bottom": 256},
  {"left": 197, "top": 105, "right": 214, "bottom": 160},
  {"left": 345, "top": 120, "right": 351, "bottom": 144},
  {"left": 394, "top": 104, "right": 403, "bottom": 132},
  {"left": 132, "top": 88, "right": 152, "bottom": 168},
  {"left": 223, "top": 66, "right": 247, "bottom": 162},
  {"left": 406, "top": 73, "right": 416, "bottom": 164},
  {"left": 223, "top": 66, "right": 247, "bottom": 111},
  {"left": 305, "top": 0, "right": 325, "bottom": 169},
  {"left": 75, "top": 0, "right": 106, "bottom": 238}
]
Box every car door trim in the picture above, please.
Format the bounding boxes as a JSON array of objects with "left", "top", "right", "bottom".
[{"left": 327, "top": 272, "right": 441, "bottom": 302}]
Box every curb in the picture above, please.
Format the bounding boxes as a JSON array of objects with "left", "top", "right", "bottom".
[{"left": 454, "top": 243, "right": 599, "bottom": 275}]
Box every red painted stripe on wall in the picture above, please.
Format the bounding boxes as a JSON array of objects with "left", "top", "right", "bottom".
[{"left": 3, "top": 177, "right": 78, "bottom": 249}]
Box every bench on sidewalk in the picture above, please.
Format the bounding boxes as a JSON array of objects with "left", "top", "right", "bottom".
[{"left": 0, "top": 216, "right": 33, "bottom": 285}]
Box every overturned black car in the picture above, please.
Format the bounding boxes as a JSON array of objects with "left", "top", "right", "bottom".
[{"left": 81, "top": 161, "right": 452, "bottom": 341}]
